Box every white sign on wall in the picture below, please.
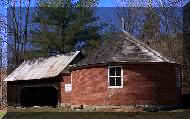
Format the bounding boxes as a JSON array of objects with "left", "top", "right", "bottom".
[{"left": 65, "top": 84, "right": 72, "bottom": 92}]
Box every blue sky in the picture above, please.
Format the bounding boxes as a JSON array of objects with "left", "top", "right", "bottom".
[
  {"left": 184, "top": 0, "right": 190, "bottom": 5},
  {"left": 0, "top": 0, "right": 189, "bottom": 10},
  {"left": 0, "top": 0, "right": 188, "bottom": 67},
  {"left": 98, "top": 0, "right": 188, "bottom": 7},
  {"left": 98, "top": 0, "right": 116, "bottom": 7},
  {"left": 0, "top": 0, "right": 189, "bottom": 13}
]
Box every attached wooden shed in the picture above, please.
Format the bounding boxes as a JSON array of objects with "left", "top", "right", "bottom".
[
  {"left": 5, "top": 31, "right": 182, "bottom": 110},
  {"left": 5, "top": 51, "right": 80, "bottom": 107}
]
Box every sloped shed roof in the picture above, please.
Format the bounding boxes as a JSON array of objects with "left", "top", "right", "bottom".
[
  {"left": 76, "top": 31, "right": 172, "bottom": 67},
  {"left": 4, "top": 51, "right": 80, "bottom": 81}
]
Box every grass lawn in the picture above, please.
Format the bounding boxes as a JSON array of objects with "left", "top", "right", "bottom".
[
  {"left": 0, "top": 111, "right": 6, "bottom": 118},
  {"left": 3, "top": 112, "right": 190, "bottom": 119},
  {"left": 2, "top": 106, "right": 190, "bottom": 119}
]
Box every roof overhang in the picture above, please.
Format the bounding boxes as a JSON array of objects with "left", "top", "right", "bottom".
[
  {"left": 4, "top": 51, "right": 80, "bottom": 81},
  {"left": 70, "top": 61, "right": 180, "bottom": 70}
]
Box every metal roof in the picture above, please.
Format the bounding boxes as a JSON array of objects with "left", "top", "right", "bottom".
[{"left": 4, "top": 51, "right": 80, "bottom": 81}]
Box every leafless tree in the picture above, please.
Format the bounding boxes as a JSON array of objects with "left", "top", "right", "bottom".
[
  {"left": 114, "top": 0, "right": 183, "bottom": 61},
  {"left": 113, "top": 0, "right": 185, "bottom": 85},
  {"left": 6, "top": 0, "right": 32, "bottom": 68},
  {"left": 114, "top": 0, "right": 183, "bottom": 7},
  {"left": 0, "top": 10, "right": 7, "bottom": 111}
]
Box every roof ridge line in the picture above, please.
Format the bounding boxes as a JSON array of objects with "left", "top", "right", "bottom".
[
  {"left": 21, "top": 51, "right": 81, "bottom": 64},
  {"left": 123, "top": 31, "right": 172, "bottom": 63}
]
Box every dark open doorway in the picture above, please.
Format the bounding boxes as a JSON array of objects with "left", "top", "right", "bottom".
[
  {"left": 20, "top": 87, "right": 58, "bottom": 107},
  {"left": 182, "top": 94, "right": 190, "bottom": 109}
]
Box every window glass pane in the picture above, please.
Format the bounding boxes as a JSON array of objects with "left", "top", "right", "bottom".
[
  {"left": 109, "top": 67, "right": 115, "bottom": 76},
  {"left": 116, "top": 67, "right": 121, "bottom": 76},
  {"left": 116, "top": 77, "right": 121, "bottom": 86},
  {"left": 109, "top": 77, "right": 115, "bottom": 86}
]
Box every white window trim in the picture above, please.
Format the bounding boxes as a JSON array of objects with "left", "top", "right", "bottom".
[
  {"left": 108, "top": 66, "right": 123, "bottom": 88},
  {"left": 71, "top": 72, "right": 73, "bottom": 90}
]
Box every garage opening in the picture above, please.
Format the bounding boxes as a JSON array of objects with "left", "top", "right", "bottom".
[
  {"left": 20, "top": 87, "right": 58, "bottom": 107},
  {"left": 182, "top": 94, "right": 190, "bottom": 109}
]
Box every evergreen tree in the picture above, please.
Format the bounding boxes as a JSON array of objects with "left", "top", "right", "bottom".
[{"left": 30, "top": 0, "right": 103, "bottom": 56}]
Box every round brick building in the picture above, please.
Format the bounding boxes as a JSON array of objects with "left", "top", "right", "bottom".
[
  {"left": 5, "top": 32, "right": 182, "bottom": 110},
  {"left": 68, "top": 32, "right": 182, "bottom": 109}
]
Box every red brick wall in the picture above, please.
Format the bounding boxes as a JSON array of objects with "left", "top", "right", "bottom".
[
  {"left": 71, "top": 67, "right": 107, "bottom": 106},
  {"left": 70, "top": 63, "right": 181, "bottom": 106},
  {"left": 60, "top": 74, "right": 72, "bottom": 105}
]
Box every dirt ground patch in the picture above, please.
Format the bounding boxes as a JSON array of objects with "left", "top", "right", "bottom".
[
  {"left": 6, "top": 106, "right": 190, "bottom": 112},
  {"left": 6, "top": 106, "right": 144, "bottom": 112}
]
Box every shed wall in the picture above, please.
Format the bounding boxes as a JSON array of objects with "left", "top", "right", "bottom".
[{"left": 7, "top": 79, "right": 60, "bottom": 106}]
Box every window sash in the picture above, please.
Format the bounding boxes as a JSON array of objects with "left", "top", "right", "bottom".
[
  {"left": 109, "top": 76, "right": 122, "bottom": 78},
  {"left": 109, "top": 67, "right": 122, "bottom": 76},
  {"left": 108, "top": 66, "right": 123, "bottom": 88}
]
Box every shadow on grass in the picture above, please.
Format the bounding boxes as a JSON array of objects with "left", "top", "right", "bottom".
[
  {"left": 3, "top": 112, "right": 190, "bottom": 119},
  {"left": 4, "top": 93, "right": 190, "bottom": 119}
]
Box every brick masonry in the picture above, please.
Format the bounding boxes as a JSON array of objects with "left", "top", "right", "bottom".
[
  {"left": 60, "top": 73, "right": 72, "bottom": 106},
  {"left": 60, "top": 63, "right": 182, "bottom": 107}
]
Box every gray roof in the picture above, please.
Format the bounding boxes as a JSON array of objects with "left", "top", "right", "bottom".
[
  {"left": 76, "top": 31, "right": 172, "bottom": 67},
  {"left": 5, "top": 51, "right": 80, "bottom": 81}
]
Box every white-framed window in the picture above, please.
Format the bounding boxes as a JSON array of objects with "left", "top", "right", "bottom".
[{"left": 108, "top": 66, "right": 123, "bottom": 88}]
